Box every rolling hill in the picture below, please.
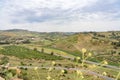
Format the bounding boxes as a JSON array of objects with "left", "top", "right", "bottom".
[{"left": 0, "top": 29, "right": 120, "bottom": 66}]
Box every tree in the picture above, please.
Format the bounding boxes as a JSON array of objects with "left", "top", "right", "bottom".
[
  {"left": 33, "top": 48, "right": 37, "bottom": 51},
  {"left": 22, "top": 39, "right": 31, "bottom": 44},
  {"left": 41, "top": 48, "right": 44, "bottom": 53},
  {"left": 50, "top": 51, "right": 54, "bottom": 55}
]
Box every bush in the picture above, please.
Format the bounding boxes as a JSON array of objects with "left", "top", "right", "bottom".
[{"left": 0, "top": 56, "right": 9, "bottom": 65}]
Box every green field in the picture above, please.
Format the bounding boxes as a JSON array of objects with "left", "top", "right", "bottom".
[{"left": 0, "top": 45, "right": 63, "bottom": 60}]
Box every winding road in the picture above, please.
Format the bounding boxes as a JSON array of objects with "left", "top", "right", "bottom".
[
  {"left": 24, "top": 45, "right": 120, "bottom": 71},
  {"left": 12, "top": 66, "right": 115, "bottom": 80}
]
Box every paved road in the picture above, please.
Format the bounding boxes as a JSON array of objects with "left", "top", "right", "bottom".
[
  {"left": 0, "top": 45, "right": 119, "bottom": 80},
  {"left": 14, "top": 66, "right": 115, "bottom": 80},
  {"left": 18, "top": 45, "right": 120, "bottom": 80},
  {"left": 25, "top": 45, "right": 120, "bottom": 71},
  {"left": 85, "top": 61, "right": 120, "bottom": 71}
]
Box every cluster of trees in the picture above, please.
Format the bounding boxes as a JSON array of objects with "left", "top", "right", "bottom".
[
  {"left": 0, "top": 39, "right": 31, "bottom": 45},
  {"left": 111, "top": 41, "right": 120, "bottom": 47},
  {"left": 0, "top": 41, "right": 10, "bottom": 45}
]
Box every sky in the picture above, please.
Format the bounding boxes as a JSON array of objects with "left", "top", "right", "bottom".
[{"left": 0, "top": 0, "right": 120, "bottom": 32}]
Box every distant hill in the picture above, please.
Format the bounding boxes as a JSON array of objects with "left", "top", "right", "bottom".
[
  {"left": 0, "top": 29, "right": 75, "bottom": 45},
  {"left": 4, "top": 29, "right": 29, "bottom": 32}
]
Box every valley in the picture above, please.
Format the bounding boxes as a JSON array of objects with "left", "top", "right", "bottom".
[{"left": 0, "top": 29, "right": 120, "bottom": 80}]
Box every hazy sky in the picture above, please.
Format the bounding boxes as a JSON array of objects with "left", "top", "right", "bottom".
[{"left": 0, "top": 0, "right": 120, "bottom": 32}]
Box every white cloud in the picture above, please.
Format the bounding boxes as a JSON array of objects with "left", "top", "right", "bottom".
[
  {"left": 9, "top": 0, "right": 98, "bottom": 9},
  {"left": 0, "top": 0, "right": 120, "bottom": 32}
]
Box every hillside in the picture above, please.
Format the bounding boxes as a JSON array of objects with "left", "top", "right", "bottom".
[
  {"left": 0, "top": 29, "right": 73, "bottom": 45},
  {"left": 0, "top": 29, "right": 120, "bottom": 80},
  {"left": 0, "top": 29, "right": 120, "bottom": 65},
  {"left": 51, "top": 32, "right": 120, "bottom": 66}
]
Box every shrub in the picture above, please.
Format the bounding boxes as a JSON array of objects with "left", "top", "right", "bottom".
[{"left": 0, "top": 56, "right": 9, "bottom": 65}]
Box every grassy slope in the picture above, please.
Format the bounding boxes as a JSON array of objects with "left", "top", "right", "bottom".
[
  {"left": 0, "top": 45, "right": 63, "bottom": 60},
  {"left": 51, "top": 32, "right": 120, "bottom": 66}
]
